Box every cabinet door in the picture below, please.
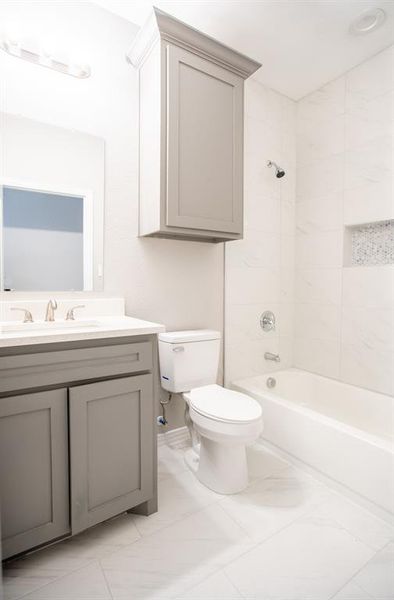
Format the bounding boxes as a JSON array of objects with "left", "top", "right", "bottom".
[
  {"left": 166, "top": 44, "right": 243, "bottom": 234},
  {"left": 69, "top": 375, "right": 154, "bottom": 534},
  {"left": 0, "top": 389, "right": 69, "bottom": 559}
]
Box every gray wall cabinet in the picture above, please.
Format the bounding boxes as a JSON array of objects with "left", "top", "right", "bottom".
[
  {"left": 127, "top": 8, "right": 261, "bottom": 243},
  {"left": 0, "top": 336, "right": 158, "bottom": 559}
]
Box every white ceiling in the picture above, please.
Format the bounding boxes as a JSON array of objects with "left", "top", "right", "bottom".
[{"left": 93, "top": 0, "right": 394, "bottom": 99}]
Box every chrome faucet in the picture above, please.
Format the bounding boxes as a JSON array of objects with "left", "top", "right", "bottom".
[
  {"left": 45, "top": 299, "right": 58, "bottom": 322},
  {"left": 264, "top": 352, "right": 280, "bottom": 362}
]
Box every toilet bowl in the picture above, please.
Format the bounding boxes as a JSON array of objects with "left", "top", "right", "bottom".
[
  {"left": 158, "top": 330, "right": 263, "bottom": 494},
  {"left": 183, "top": 384, "right": 263, "bottom": 494}
]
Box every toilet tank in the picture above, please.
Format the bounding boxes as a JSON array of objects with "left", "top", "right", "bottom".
[{"left": 158, "top": 330, "right": 221, "bottom": 393}]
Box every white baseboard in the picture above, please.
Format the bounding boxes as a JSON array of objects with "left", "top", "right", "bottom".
[{"left": 158, "top": 425, "right": 190, "bottom": 448}]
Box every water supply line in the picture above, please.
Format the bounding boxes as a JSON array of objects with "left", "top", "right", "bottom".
[{"left": 157, "top": 393, "right": 172, "bottom": 426}]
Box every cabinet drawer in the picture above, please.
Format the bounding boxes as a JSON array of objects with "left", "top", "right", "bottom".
[{"left": 0, "top": 342, "right": 153, "bottom": 393}]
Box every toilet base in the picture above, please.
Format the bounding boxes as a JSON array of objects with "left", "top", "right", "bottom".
[{"left": 185, "top": 437, "right": 249, "bottom": 494}]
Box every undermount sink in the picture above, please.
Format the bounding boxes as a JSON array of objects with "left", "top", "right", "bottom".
[{"left": 0, "top": 320, "right": 100, "bottom": 334}]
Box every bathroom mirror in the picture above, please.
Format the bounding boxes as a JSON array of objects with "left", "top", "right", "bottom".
[{"left": 0, "top": 113, "right": 105, "bottom": 292}]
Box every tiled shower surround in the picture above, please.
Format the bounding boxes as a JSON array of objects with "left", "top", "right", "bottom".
[
  {"left": 224, "top": 80, "right": 296, "bottom": 384},
  {"left": 294, "top": 45, "right": 394, "bottom": 396},
  {"left": 349, "top": 220, "right": 394, "bottom": 266},
  {"left": 225, "top": 45, "right": 394, "bottom": 396}
]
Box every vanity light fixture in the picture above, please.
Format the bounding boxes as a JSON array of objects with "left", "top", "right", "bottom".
[
  {"left": 0, "top": 37, "right": 91, "bottom": 78},
  {"left": 349, "top": 8, "right": 386, "bottom": 35}
]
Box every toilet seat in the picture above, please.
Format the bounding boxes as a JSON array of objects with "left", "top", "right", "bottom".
[{"left": 184, "top": 384, "right": 262, "bottom": 424}]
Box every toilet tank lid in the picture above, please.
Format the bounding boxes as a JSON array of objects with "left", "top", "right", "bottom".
[{"left": 159, "top": 330, "right": 221, "bottom": 343}]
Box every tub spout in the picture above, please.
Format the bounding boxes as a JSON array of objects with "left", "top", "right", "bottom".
[{"left": 264, "top": 352, "right": 280, "bottom": 362}]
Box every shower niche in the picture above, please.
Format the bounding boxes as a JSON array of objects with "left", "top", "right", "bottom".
[{"left": 344, "top": 220, "right": 394, "bottom": 267}]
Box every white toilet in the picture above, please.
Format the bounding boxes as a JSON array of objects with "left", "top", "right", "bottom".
[{"left": 158, "top": 330, "right": 263, "bottom": 494}]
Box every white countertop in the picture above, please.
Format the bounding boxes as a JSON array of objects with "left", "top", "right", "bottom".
[{"left": 0, "top": 316, "right": 165, "bottom": 348}]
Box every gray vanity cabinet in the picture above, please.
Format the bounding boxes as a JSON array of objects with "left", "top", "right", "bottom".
[
  {"left": 69, "top": 375, "right": 154, "bottom": 534},
  {"left": 0, "top": 389, "right": 69, "bottom": 559},
  {"left": 0, "top": 336, "right": 158, "bottom": 559},
  {"left": 128, "top": 8, "right": 261, "bottom": 243}
]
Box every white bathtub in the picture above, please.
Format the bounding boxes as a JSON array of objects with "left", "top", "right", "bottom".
[{"left": 233, "top": 369, "right": 394, "bottom": 519}]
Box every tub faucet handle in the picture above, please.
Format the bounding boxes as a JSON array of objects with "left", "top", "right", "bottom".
[{"left": 264, "top": 352, "right": 280, "bottom": 362}]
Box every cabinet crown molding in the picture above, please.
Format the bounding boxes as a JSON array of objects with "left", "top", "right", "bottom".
[{"left": 126, "top": 7, "right": 261, "bottom": 79}]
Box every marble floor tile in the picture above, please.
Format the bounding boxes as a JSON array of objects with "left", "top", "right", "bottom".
[
  {"left": 3, "top": 545, "right": 94, "bottom": 589},
  {"left": 132, "top": 469, "right": 222, "bottom": 537},
  {"left": 175, "top": 571, "right": 243, "bottom": 599},
  {"left": 331, "top": 580, "right": 374, "bottom": 599},
  {"left": 219, "top": 465, "right": 330, "bottom": 543},
  {"left": 3, "top": 443, "right": 393, "bottom": 600},
  {"left": 246, "top": 443, "right": 290, "bottom": 481},
  {"left": 310, "top": 494, "right": 394, "bottom": 552},
  {"left": 101, "top": 504, "right": 254, "bottom": 599},
  {"left": 224, "top": 509, "right": 375, "bottom": 599},
  {"left": 350, "top": 543, "right": 394, "bottom": 600},
  {"left": 2, "top": 519, "right": 135, "bottom": 600},
  {"left": 2, "top": 568, "right": 64, "bottom": 600},
  {"left": 158, "top": 443, "right": 189, "bottom": 481},
  {"left": 21, "top": 562, "right": 111, "bottom": 600}
]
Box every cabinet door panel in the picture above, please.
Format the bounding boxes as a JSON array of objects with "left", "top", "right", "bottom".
[
  {"left": 166, "top": 44, "right": 243, "bottom": 234},
  {"left": 0, "top": 389, "right": 69, "bottom": 558},
  {"left": 70, "top": 375, "right": 154, "bottom": 534}
]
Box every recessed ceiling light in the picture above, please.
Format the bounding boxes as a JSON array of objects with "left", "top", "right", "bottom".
[{"left": 349, "top": 8, "right": 386, "bottom": 35}]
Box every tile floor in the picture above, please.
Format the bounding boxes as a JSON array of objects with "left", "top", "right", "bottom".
[{"left": 2, "top": 441, "right": 394, "bottom": 600}]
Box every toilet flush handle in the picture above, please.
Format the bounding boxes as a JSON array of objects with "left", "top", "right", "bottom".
[{"left": 173, "top": 346, "right": 185, "bottom": 352}]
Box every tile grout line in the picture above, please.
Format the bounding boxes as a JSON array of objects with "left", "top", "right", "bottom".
[
  {"left": 216, "top": 482, "right": 383, "bottom": 597},
  {"left": 97, "top": 461, "right": 292, "bottom": 599},
  {"left": 325, "top": 541, "right": 393, "bottom": 600},
  {"left": 3, "top": 558, "right": 99, "bottom": 600},
  {"left": 99, "top": 561, "right": 115, "bottom": 600},
  {"left": 222, "top": 569, "right": 252, "bottom": 600}
]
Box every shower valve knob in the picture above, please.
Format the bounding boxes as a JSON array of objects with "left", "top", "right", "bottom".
[{"left": 260, "top": 310, "right": 276, "bottom": 332}]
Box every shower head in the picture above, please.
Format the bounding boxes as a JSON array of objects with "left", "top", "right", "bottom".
[{"left": 267, "top": 160, "right": 285, "bottom": 178}]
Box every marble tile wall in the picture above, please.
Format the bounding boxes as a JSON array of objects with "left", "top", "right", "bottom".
[
  {"left": 295, "top": 46, "right": 394, "bottom": 395},
  {"left": 224, "top": 80, "right": 296, "bottom": 384}
]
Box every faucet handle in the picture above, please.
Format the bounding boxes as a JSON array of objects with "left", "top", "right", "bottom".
[
  {"left": 264, "top": 352, "right": 280, "bottom": 362},
  {"left": 10, "top": 307, "right": 34, "bottom": 323},
  {"left": 65, "top": 305, "right": 85, "bottom": 321}
]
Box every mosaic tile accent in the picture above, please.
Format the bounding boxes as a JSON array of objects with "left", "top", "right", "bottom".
[{"left": 350, "top": 220, "right": 394, "bottom": 266}]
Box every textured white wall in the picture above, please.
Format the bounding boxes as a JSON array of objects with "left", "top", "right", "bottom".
[
  {"left": 224, "top": 80, "right": 296, "bottom": 384},
  {"left": 295, "top": 46, "right": 394, "bottom": 396},
  {"left": 0, "top": 1, "right": 224, "bottom": 428}
]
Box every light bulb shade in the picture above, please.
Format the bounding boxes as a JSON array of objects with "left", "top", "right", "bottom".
[{"left": 0, "top": 36, "right": 91, "bottom": 78}]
